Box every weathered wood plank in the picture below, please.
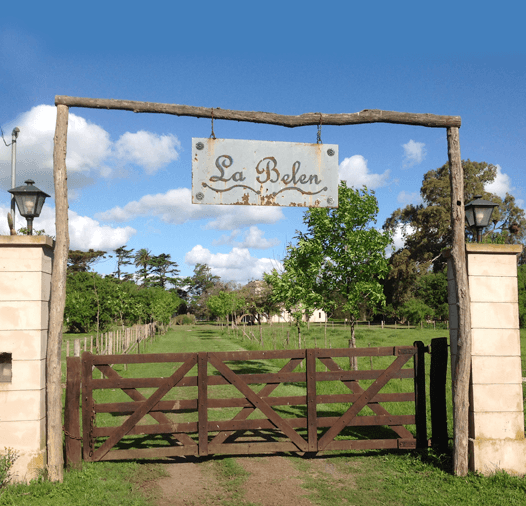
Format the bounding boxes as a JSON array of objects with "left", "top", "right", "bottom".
[
  {"left": 92, "top": 414, "right": 416, "bottom": 438},
  {"left": 98, "top": 446, "right": 199, "bottom": 461},
  {"left": 413, "top": 341, "right": 427, "bottom": 449},
  {"left": 55, "top": 96, "right": 461, "bottom": 128},
  {"left": 430, "top": 337, "right": 449, "bottom": 454},
  {"left": 94, "top": 390, "right": 415, "bottom": 415},
  {"left": 306, "top": 349, "right": 317, "bottom": 452},
  {"left": 198, "top": 352, "right": 208, "bottom": 457},
  {"left": 64, "top": 357, "right": 82, "bottom": 469},
  {"left": 315, "top": 346, "right": 415, "bottom": 358},
  {"left": 81, "top": 353, "right": 94, "bottom": 461}
]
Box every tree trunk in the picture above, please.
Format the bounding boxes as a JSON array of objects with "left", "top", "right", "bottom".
[
  {"left": 47, "top": 104, "right": 70, "bottom": 482},
  {"left": 447, "top": 126, "right": 471, "bottom": 476}
]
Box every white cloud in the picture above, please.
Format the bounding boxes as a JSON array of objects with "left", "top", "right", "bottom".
[
  {"left": 386, "top": 224, "right": 416, "bottom": 256},
  {"left": 402, "top": 140, "right": 426, "bottom": 167},
  {"left": 0, "top": 203, "right": 136, "bottom": 251},
  {"left": 185, "top": 245, "right": 281, "bottom": 283},
  {"left": 0, "top": 105, "right": 181, "bottom": 188},
  {"left": 338, "top": 155, "right": 390, "bottom": 189},
  {"left": 114, "top": 131, "right": 180, "bottom": 175},
  {"left": 485, "top": 164, "right": 512, "bottom": 198},
  {"left": 397, "top": 191, "right": 422, "bottom": 205},
  {"left": 212, "top": 226, "right": 280, "bottom": 249},
  {"left": 96, "top": 187, "right": 285, "bottom": 230}
]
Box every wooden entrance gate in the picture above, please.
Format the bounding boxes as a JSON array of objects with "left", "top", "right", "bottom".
[{"left": 64, "top": 343, "right": 437, "bottom": 465}]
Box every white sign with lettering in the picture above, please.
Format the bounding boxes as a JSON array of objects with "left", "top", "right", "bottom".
[{"left": 192, "top": 138, "right": 338, "bottom": 207}]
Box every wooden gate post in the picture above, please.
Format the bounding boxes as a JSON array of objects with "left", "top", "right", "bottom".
[
  {"left": 198, "top": 352, "right": 209, "bottom": 456},
  {"left": 430, "top": 338, "right": 449, "bottom": 454},
  {"left": 413, "top": 341, "right": 427, "bottom": 449},
  {"left": 64, "top": 357, "right": 82, "bottom": 469}
]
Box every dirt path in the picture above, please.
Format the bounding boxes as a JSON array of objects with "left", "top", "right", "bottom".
[{"left": 154, "top": 456, "right": 320, "bottom": 506}]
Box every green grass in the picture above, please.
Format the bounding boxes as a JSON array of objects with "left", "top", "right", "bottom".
[
  {"left": 4, "top": 323, "right": 525, "bottom": 505},
  {"left": 0, "top": 462, "right": 166, "bottom": 506}
]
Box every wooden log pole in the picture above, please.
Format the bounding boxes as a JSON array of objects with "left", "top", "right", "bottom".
[
  {"left": 47, "top": 103, "right": 69, "bottom": 482},
  {"left": 55, "top": 96, "right": 461, "bottom": 129},
  {"left": 447, "top": 126, "right": 471, "bottom": 476}
]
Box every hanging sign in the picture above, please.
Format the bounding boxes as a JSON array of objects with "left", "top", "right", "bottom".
[{"left": 192, "top": 138, "right": 338, "bottom": 207}]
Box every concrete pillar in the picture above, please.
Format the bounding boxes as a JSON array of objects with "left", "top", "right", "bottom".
[
  {"left": 448, "top": 243, "right": 525, "bottom": 475},
  {"left": 0, "top": 236, "right": 53, "bottom": 482}
]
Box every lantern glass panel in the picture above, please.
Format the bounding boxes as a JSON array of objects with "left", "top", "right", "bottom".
[
  {"left": 465, "top": 207, "right": 475, "bottom": 227},
  {"left": 474, "top": 207, "right": 494, "bottom": 228}
]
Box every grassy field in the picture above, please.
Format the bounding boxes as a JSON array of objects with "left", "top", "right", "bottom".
[{"left": 1, "top": 323, "right": 525, "bottom": 505}]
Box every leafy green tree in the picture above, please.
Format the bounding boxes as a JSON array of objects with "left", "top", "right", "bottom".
[
  {"left": 384, "top": 160, "right": 526, "bottom": 306},
  {"left": 265, "top": 263, "right": 322, "bottom": 340},
  {"left": 113, "top": 245, "right": 135, "bottom": 281},
  {"left": 267, "top": 181, "right": 392, "bottom": 366},
  {"left": 207, "top": 291, "right": 245, "bottom": 325},
  {"left": 399, "top": 298, "right": 433, "bottom": 326}
]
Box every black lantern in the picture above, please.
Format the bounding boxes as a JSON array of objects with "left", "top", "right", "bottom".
[
  {"left": 8, "top": 179, "right": 50, "bottom": 235},
  {"left": 465, "top": 195, "right": 499, "bottom": 243}
]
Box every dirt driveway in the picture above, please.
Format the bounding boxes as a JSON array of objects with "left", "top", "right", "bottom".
[{"left": 154, "top": 455, "right": 353, "bottom": 506}]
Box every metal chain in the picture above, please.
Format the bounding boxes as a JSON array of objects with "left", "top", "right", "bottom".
[
  {"left": 317, "top": 113, "right": 323, "bottom": 144},
  {"left": 210, "top": 108, "right": 216, "bottom": 139},
  {"left": 62, "top": 425, "right": 83, "bottom": 440},
  {"left": 88, "top": 405, "right": 96, "bottom": 457}
]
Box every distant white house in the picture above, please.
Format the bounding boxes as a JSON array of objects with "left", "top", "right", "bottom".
[{"left": 261, "top": 308, "right": 328, "bottom": 324}]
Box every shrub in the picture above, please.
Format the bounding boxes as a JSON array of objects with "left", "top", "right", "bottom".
[
  {"left": 173, "top": 314, "right": 196, "bottom": 325},
  {"left": 0, "top": 447, "right": 19, "bottom": 488}
]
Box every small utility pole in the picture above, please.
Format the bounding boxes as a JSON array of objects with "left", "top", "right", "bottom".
[{"left": 11, "top": 127, "right": 20, "bottom": 229}]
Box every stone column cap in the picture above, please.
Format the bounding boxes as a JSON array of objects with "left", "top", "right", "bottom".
[
  {"left": 444, "top": 243, "right": 523, "bottom": 258},
  {"left": 0, "top": 236, "right": 54, "bottom": 249}
]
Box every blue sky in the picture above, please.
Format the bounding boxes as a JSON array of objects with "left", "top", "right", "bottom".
[{"left": 1, "top": 2, "right": 525, "bottom": 284}]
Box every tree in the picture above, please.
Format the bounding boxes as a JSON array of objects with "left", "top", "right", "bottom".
[
  {"left": 186, "top": 263, "right": 221, "bottom": 317},
  {"left": 67, "top": 249, "right": 107, "bottom": 273},
  {"left": 113, "top": 245, "right": 135, "bottom": 281},
  {"left": 384, "top": 160, "right": 526, "bottom": 306},
  {"left": 207, "top": 291, "right": 245, "bottom": 325},
  {"left": 134, "top": 248, "right": 152, "bottom": 287},
  {"left": 267, "top": 181, "right": 392, "bottom": 367},
  {"left": 238, "top": 280, "right": 280, "bottom": 325},
  {"left": 149, "top": 253, "right": 180, "bottom": 289}
]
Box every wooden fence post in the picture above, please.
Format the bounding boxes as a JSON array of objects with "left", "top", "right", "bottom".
[
  {"left": 413, "top": 341, "right": 427, "bottom": 449},
  {"left": 306, "top": 348, "right": 317, "bottom": 452},
  {"left": 430, "top": 337, "right": 449, "bottom": 454},
  {"left": 198, "top": 352, "right": 208, "bottom": 456},
  {"left": 64, "top": 357, "right": 82, "bottom": 469}
]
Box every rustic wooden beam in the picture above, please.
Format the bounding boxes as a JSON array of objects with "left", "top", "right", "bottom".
[
  {"left": 55, "top": 95, "right": 461, "bottom": 129},
  {"left": 47, "top": 103, "right": 70, "bottom": 482},
  {"left": 447, "top": 126, "right": 471, "bottom": 477}
]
